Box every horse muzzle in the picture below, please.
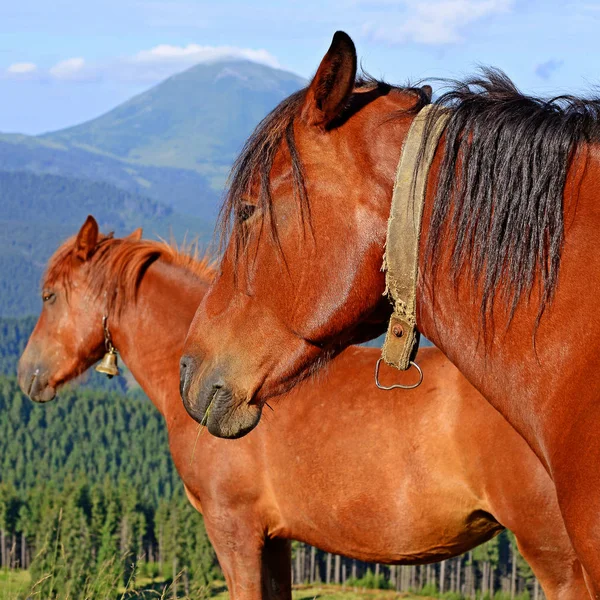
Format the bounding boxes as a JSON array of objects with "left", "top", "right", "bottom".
[
  {"left": 17, "top": 364, "right": 57, "bottom": 403},
  {"left": 179, "top": 356, "right": 262, "bottom": 439}
]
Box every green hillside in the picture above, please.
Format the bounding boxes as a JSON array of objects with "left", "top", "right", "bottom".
[
  {"left": 0, "top": 136, "right": 218, "bottom": 217},
  {"left": 0, "top": 169, "right": 172, "bottom": 224},
  {"left": 0, "top": 170, "right": 212, "bottom": 317},
  {"left": 45, "top": 60, "right": 305, "bottom": 187},
  {"left": 0, "top": 60, "right": 305, "bottom": 218}
]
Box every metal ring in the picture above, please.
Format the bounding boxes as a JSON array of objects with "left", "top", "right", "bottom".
[{"left": 375, "top": 358, "right": 423, "bottom": 391}]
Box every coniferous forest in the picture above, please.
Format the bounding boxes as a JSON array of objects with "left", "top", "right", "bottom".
[{"left": 0, "top": 318, "right": 543, "bottom": 598}]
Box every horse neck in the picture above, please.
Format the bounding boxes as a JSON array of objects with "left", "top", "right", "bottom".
[
  {"left": 414, "top": 154, "right": 586, "bottom": 470},
  {"left": 110, "top": 259, "right": 209, "bottom": 419}
]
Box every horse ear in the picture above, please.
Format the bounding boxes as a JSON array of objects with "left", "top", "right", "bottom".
[
  {"left": 421, "top": 85, "right": 433, "bottom": 101},
  {"left": 301, "top": 31, "right": 357, "bottom": 128},
  {"left": 126, "top": 227, "right": 143, "bottom": 242},
  {"left": 74, "top": 215, "right": 99, "bottom": 262}
]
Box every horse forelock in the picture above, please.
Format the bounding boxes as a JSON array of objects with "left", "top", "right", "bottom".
[
  {"left": 421, "top": 67, "right": 600, "bottom": 329},
  {"left": 44, "top": 234, "right": 216, "bottom": 316},
  {"left": 217, "top": 87, "right": 308, "bottom": 266}
]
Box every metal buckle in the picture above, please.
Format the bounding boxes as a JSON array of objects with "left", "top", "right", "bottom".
[{"left": 375, "top": 358, "right": 423, "bottom": 390}]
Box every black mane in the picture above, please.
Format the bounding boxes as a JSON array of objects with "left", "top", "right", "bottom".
[
  {"left": 217, "top": 67, "right": 600, "bottom": 325},
  {"left": 422, "top": 68, "right": 600, "bottom": 326}
]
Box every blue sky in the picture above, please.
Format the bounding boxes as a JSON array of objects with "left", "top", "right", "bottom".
[{"left": 2, "top": 0, "right": 600, "bottom": 134}]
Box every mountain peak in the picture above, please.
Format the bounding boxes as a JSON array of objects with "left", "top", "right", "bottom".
[
  {"left": 43, "top": 60, "right": 306, "bottom": 183},
  {"left": 214, "top": 65, "right": 250, "bottom": 82}
]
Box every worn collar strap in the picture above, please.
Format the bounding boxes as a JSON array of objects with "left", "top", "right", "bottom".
[{"left": 381, "top": 104, "right": 450, "bottom": 371}]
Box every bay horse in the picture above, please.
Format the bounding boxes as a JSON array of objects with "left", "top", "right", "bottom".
[
  {"left": 180, "top": 32, "right": 600, "bottom": 590},
  {"left": 18, "top": 217, "right": 587, "bottom": 600}
]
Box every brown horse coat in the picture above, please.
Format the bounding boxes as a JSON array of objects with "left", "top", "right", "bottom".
[
  {"left": 180, "top": 32, "right": 600, "bottom": 591},
  {"left": 18, "top": 223, "right": 587, "bottom": 600}
]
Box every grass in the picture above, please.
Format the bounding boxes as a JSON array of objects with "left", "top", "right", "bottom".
[
  {"left": 294, "top": 585, "right": 426, "bottom": 600},
  {"left": 0, "top": 572, "right": 428, "bottom": 600},
  {"left": 213, "top": 583, "right": 428, "bottom": 600},
  {"left": 124, "top": 580, "right": 421, "bottom": 600},
  {"left": 0, "top": 570, "right": 31, "bottom": 599}
]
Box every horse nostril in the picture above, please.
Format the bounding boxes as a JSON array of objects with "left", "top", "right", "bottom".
[{"left": 179, "top": 355, "right": 194, "bottom": 398}]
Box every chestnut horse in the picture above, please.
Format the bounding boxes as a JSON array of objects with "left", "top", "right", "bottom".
[
  {"left": 18, "top": 218, "right": 587, "bottom": 600},
  {"left": 181, "top": 32, "right": 600, "bottom": 589}
]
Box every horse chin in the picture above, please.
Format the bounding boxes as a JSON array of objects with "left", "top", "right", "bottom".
[
  {"left": 31, "top": 386, "right": 57, "bottom": 403},
  {"left": 183, "top": 384, "right": 262, "bottom": 439},
  {"left": 206, "top": 401, "right": 262, "bottom": 439}
]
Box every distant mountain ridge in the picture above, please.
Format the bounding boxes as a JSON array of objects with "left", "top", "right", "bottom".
[
  {"left": 0, "top": 133, "right": 217, "bottom": 217},
  {"left": 0, "top": 59, "right": 305, "bottom": 217},
  {"left": 0, "top": 59, "right": 306, "bottom": 316},
  {"left": 0, "top": 169, "right": 171, "bottom": 224},
  {"left": 44, "top": 60, "right": 306, "bottom": 180}
]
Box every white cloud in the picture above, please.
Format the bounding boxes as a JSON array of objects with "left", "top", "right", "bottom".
[
  {"left": 7, "top": 62, "right": 37, "bottom": 74},
  {"left": 362, "top": 0, "right": 515, "bottom": 45},
  {"left": 133, "top": 43, "right": 280, "bottom": 69},
  {"left": 48, "top": 57, "right": 88, "bottom": 80},
  {"left": 4, "top": 44, "right": 282, "bottom": 85},
  {"left": 120, "top": 43, "right": 281, "bottom": 82}
]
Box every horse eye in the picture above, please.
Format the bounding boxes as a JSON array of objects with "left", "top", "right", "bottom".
[
  {"left": 42, "top": 292, "right": 56, "bottom": 304},
  {"left": 238, "top": 203, "right": 257, "bottom": 223}
]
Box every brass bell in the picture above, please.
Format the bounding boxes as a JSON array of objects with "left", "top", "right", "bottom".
[{"left": 96, "top": 348, "right": 120, "bottom": 378}]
